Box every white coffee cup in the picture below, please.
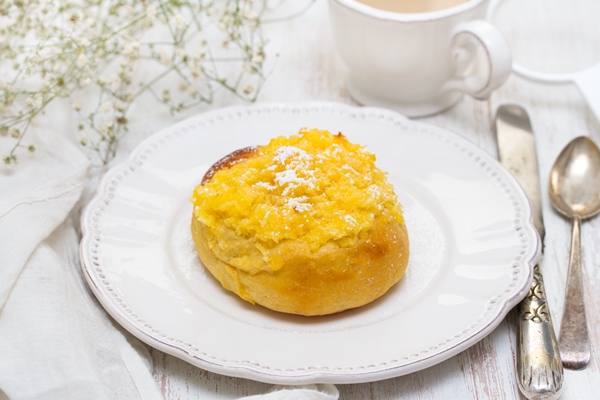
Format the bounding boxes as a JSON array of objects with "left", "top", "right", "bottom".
[{"left": 329, "top": 0, "right": 512, "bottom": 117}]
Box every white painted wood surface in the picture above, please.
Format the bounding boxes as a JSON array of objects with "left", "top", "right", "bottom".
[{"left": 143, "top": 1, "right": 600, "bottom": 398}]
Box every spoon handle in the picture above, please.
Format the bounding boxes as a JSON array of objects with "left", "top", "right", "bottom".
[{"left": 558, "top": 217, "right": 591, "bottom": 370}]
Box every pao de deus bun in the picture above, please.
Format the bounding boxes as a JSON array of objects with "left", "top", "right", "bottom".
[{"left": 190, "top": 128, "right": 409, "bottom": 316}]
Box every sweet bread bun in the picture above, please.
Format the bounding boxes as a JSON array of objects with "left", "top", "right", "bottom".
[{"left": 191, "top": 128, "right": 409, "bottom": 316}]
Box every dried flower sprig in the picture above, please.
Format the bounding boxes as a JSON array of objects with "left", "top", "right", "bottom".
[{"left": 0, "top": 0, "right": 285, "bottom": 166}]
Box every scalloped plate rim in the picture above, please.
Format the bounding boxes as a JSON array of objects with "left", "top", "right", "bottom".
[{"left": 80, "top": 101, "right": 540, "bottom": 384}]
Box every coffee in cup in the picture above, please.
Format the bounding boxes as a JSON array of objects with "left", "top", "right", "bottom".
[{"left": 356, "top": 0, "right": 469, "bottom": 13}]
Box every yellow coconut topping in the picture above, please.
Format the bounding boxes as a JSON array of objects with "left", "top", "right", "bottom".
[{"left": 191, "top": 128, "right": 404, "bottom": 270}]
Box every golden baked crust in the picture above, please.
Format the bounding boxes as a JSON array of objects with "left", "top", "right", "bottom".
[
  {"left": 192, "top": 208, "right": 409, "bottom": 315},
  {"left": 190, "top": 128, "right": 409, "bottom": 316}
]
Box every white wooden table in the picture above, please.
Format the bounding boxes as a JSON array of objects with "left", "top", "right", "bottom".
[{"left": 139, "top": 1, "right": 600, "bottom": 398}]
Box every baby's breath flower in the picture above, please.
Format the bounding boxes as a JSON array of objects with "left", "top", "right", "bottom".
[
  {"left": 244, "top": 10, "right": 258, "bottom": 20},
  {"left": 186, "top": 86, "right": 198, "bottom": 96},
  {"left": 123, "top": 42, "right": 138, "bottom": 56},
  {"left": 159, "top": 51, "right": 172, "bottom": 67},
  {"left": 77, "top": 37, "right": 90, "bottom": 47},
  {"left": 172, "top": 14, "right": 185, "bottom": 29},
  {"left": 251, "top": 53, "right": 264, "bottom": 64},
  {"left": 69, "top": 12, "right": 82, "bottom": 24},
  {"left": 146, "top": 5, "right": 157, "bottom": 20},
  {"left": 1, "top": 0, "right": 288, "bottom": 167},
  {"left": 76, "top": 53, "right": 88, "bottom": 67},
  {"left": 26, "top": 96, "right": 42, "bottom": 109},
  {"left": 191, "top": 67, "right": 203, "bottom": 81},
  {"left": 161, "top": 88, "right": 170, "bottom": 102}
]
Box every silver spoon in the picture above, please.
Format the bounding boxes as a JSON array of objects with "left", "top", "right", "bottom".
[{"left": 548, "top": 136, "right": 600, "bottom": 370}]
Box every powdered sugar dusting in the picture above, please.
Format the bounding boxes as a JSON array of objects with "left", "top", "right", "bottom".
[
  {"left": 269, "top": 146, "right": 316, "bottom": 196},
  {"left": 273, "top": 146, "right": 311, "bottom": 165},
  {"left": 344, "top": 215, "right": 357, "bottom": 225},
  {"left": 286, "top": 196, "right": 312, "bottom": 212}
]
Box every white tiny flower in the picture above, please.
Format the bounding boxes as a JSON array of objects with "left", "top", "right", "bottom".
[
  {"left": 9, "top": 128, "right": 20, "bottom": 139},
  {"left": 76, "top": 53, "right": 88, "bottom": 67},
  {"left": 109, "top": 75, "right": 120, "bottom": 91},
  {"left": 73, "top": 102, "right": 82, "bottom": 111},
  {"left": 191, "top": 67, "right": 203, "bottom": 81},
  {"left": 81, "top": 77, "right": 91, "bottom": 86},
  {"left": 243, "top": 85, "right": 254, "bottom": 95},
  {"left": 172, "top": 14, "right": 185, "bottom": 29},
  {"left": 146, "top": 5, "right": 157, "bottom": 20},
  {"left": 159, "top": 52, "right": 172, "bottom": 67},
  {"left": 69, "top": 12, "right": 82, "bottom": 24},
  {"left": 78, "top": 37, "right": 90, "bottom": 47},
  {"left": 244, "top": 10, "right": 257, "bottom": 20},
  {"left": 114, "top": 100, "right": 124, "bottom": 111},
  {"left": 251, "top": 54, "right": 264, "bottom": 64},
  {"left": 101, "top": 101, "right": 112, "bottom": 113},
  {"left": 186, "top": 86, "right": 198, "bottom": 96},
  {"left": 207, "top": 7, "right": 217, "bottom": 17},
  {"left": 122, "top": 40, "right": 140, "bottom": 57},
  {"left": 176, "top": 48, "right": 186, "bottom": 60},
  {"left": 26, "top": 96, "right": 42, "bottom": 109}
]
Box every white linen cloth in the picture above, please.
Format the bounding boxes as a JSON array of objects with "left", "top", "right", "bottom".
[{"left": 0, "top": 131, "right": 338, "bottom": 400}]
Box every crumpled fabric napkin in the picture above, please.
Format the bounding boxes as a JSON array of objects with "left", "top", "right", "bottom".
[
  {"left": 0, "top": 132, "right": 163, "bottom": 400},
  {"left": 0, "top": 131, "right": 339, "bottom": 400},
  {"left": 239, "top": 384, "right": 338, "bottom": 400}
]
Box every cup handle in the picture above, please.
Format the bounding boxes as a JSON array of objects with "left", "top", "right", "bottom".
[{"left": 442, "top": 20, "right": 512, "bottom": 99}]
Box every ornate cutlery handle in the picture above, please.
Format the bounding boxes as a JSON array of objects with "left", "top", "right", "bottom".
[{"left": 517, "top": 265, "right": 563, "bottom": 400}]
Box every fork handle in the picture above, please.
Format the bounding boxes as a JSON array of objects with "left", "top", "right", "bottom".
[{"left": 517, "top": 264, "right": 563, "bottom": 399}]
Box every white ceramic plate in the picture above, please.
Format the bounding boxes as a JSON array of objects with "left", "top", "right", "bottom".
[{"left": 80, "top": 102, "right": 540, "bottom": 384}]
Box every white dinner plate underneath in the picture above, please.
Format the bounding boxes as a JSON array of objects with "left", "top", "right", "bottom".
[{"left": 80, "top": 102, "right": 540, "bottom": 384}]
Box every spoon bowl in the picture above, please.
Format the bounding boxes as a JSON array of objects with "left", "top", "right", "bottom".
[
  {"left": 548, "top": 135, "right": 600, "bottom": 370},
  {"left": 549, "top": 136, "right": 600, "bottom": 219}
]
